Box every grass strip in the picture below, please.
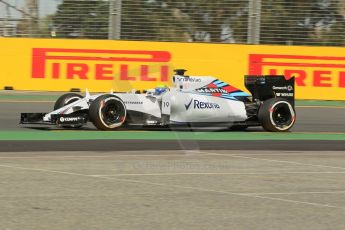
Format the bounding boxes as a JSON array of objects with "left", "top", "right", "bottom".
[{"left": 0, "top": 130, "right": 344, "bottom": 141}]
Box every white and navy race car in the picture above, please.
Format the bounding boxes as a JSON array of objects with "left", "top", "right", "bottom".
[{"left": 20, "top": 69, "right": 296, "bottom": 132}]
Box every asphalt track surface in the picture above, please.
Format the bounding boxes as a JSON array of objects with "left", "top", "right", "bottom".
[
  {"left": 2, "top": 150, "right": 345, "bottom": 230},
  {"left": 0, "top": 92, "right": 344, "bottom": 151}
]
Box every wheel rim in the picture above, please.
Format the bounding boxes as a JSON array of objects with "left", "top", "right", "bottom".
[
  {"left": 273, "top": 105, "right": 292, "bottom": 126},
  {"left": 270, "top": 101, "right": 295, "bottom": 130},
  {"left": 100, "top": 99, "right": 126, "bottom": 127}
]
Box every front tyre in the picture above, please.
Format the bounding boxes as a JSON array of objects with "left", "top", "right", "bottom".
[
  {"left": 54, "top": 93, "right": 83, "bottom": 110},
  {"left": 89, "top": 95, "right": 126, "bottom": 130},
  {"left": 258, "top": 98, "right": 296, "bottom": 132},
  {"left": 54, "top": 93, "right": 84, "bottom": 128}
]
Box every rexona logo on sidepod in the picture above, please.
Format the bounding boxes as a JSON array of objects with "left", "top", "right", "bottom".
[
  {"left": 185, "top": 99, "right": 220, "bottom": 110},
  {"left": 31, "top": 48, "right": 171, "bottom": 82}
]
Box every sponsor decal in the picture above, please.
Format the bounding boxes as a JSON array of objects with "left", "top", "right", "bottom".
[
  {"left": 196, "top": 88, "right": 228, "bottom": 94},
  {"left": 249, "top": 54, "right": 345, "bottom": 88},
  {"left": 275, "top": 92, "right": 294, "bottom": 97},
  {"left": 184, "top": 99, "right": 193, "bottom": 110},
  {"left": 175, "top": 77, "right": 202, "bottom": 83},
  {"left": 124, "top": 101, "right": 143, "bottom": 105},
  {"left": 185, "top": 98, "right": 220, "bottom": 110},
  {"left": 272, "top": 85, "right": 293, "bottom": 91},
  {"left": 59, "top": 116, "right": 80, "bottom": 122},
  {"left": 32, "top": 48, "right": 171, "bottom": 81}
]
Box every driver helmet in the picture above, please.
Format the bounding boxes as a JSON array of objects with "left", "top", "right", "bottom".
[{"left": 154, "top": 85, "right": 168, "bottom": 95}]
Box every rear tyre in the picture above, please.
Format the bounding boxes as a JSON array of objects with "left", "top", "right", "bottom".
[
  {"left": 258, "top": 98, "right": 296, "bottom": 132},
  {"left": 89, "top": 94, "right": 126, "bottom": 130},
  {"left": 54, "top": 93, "right": 83, "bottom": 110}
]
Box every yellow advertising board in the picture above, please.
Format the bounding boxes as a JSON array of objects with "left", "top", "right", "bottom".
[{"left": 0, "top": 37, "right": 344, "bottom": 100}]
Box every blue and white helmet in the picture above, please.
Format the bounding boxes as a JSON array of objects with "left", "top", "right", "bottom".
[{"left": 154, "top": 85, "right": 168, "bottom": 95}]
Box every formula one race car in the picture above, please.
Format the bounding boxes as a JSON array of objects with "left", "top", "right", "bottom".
[{"left": 20, "top": 69, "right": 296, "bottom": 132}]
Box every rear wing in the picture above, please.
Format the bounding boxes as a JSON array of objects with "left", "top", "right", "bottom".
[{"left": 245, "top": 75, "right": 295, "bottom": 106}]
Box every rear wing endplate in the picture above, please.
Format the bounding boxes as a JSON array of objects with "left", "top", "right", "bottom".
[{"left": 245, "top": 75, "right": 295, "bottom": 106}]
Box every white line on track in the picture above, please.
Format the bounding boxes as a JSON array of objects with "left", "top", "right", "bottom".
[
  {"left": 241, "top": 191, "right": 345, "bottom": 195},
  {"left": 0, "top": 163, "right": 344, "bottom": 210},
  {"left": 89, "top": 171, "right": 345, "bottom": 177},
  {"left": 0, "top": 151, "right": 343, "bottom": 159},
  {"left": 198, "top": 151, "right": 345, "bottom": 171},
  {"left": 0, "top": 152, "right": 209, "bottom": 159},
  {"left": 0, "top": 191, "right": 344, "bottom": 198},
  {"left": 0, "top": 154, "right": 190, "bottom": 159}
]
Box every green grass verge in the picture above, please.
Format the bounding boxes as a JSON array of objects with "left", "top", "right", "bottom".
[{"left": 0, "top": 130, "right": 344, "bottom": 141}]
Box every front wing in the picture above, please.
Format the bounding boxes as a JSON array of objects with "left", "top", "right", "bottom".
[{"left": 20, "top": 113, "right": 88, "bottom": 126}]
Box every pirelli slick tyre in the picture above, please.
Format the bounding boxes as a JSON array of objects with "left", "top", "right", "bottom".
[
  {"left": 258, "top": 98, "right": 296, "bottom": 132},
  {"left": 89, "top": 95, "right": 126, "bottom": 131},
  {"left": 54, "top": 93, "right": 83, "bottom": 110}
]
